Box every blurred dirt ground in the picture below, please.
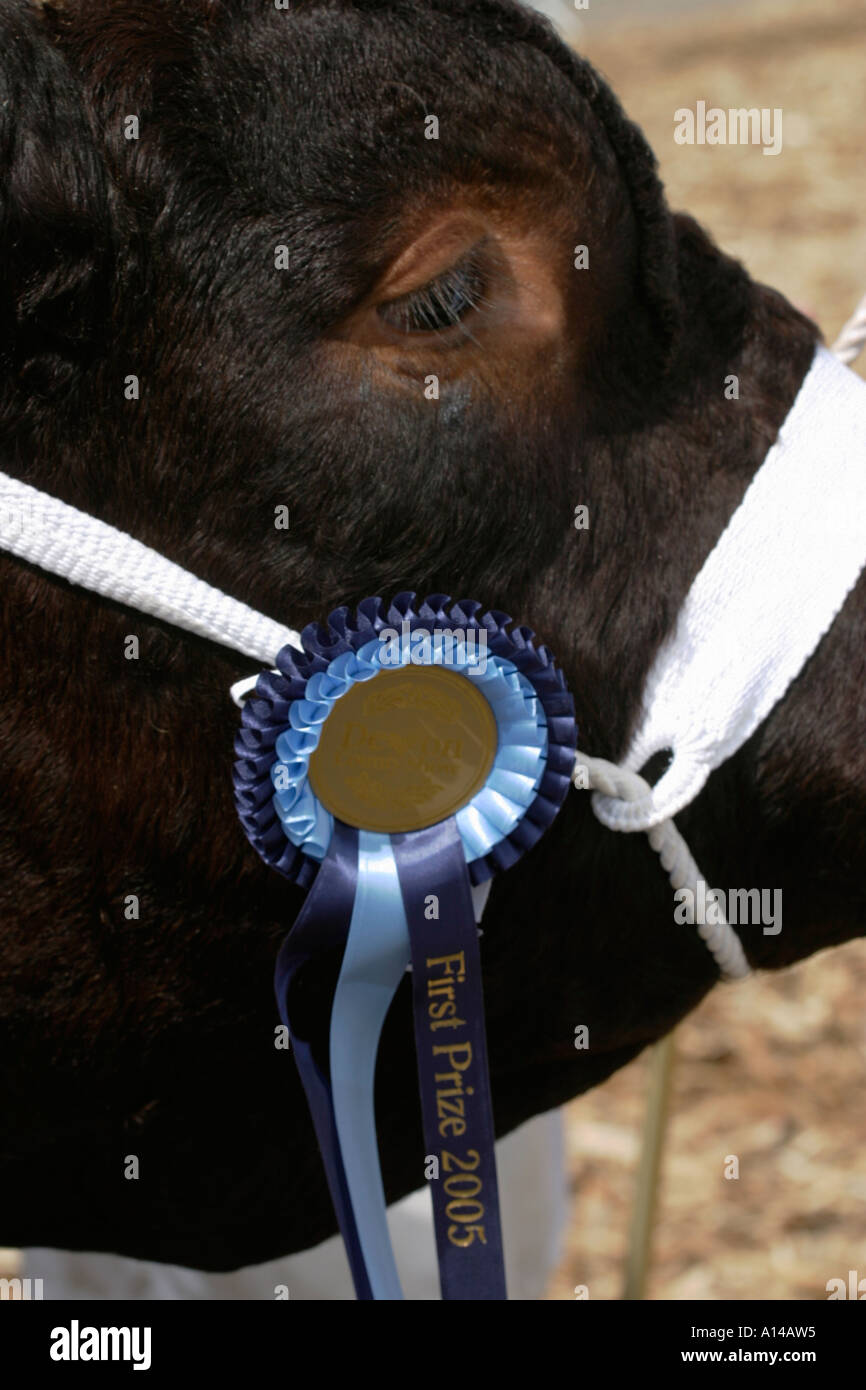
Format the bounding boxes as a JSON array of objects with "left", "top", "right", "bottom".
[{"left": 547, "top": 0, "right": 866, "bottom": 1300}]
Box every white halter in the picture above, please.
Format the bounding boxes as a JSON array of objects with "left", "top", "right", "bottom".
[
  {"left": 593, "top": 346, "right": 866, "bottom": 833},
  {"left": 1, "top": 344, "right": 865, "bottom": 981}
]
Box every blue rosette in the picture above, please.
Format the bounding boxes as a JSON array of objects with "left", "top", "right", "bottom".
[
  {"left": 232, "top": 593, "right": 576, "bottom": 1302},
  {"left": 234, "top": 592, "right": 575, "bottom": 883}
]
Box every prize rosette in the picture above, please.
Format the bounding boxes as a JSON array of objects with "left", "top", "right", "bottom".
[{"left": 233, "top": 593, "right": 575, "bottom": 1301}]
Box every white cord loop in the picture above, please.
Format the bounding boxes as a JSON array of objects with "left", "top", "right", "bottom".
[{"left": 575, "top": 754, "right": 752, "bottom": 981}]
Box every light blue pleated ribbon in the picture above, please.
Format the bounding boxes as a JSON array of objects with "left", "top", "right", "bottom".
[{"left": 270, "top": 638, "right": 548, "bottom": 865}]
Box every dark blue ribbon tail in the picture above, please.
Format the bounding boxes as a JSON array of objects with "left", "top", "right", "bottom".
[
  {"left": 393, "top": 820, "right": 508, "bottom": 1301},
  {"left": 273, "top": 821, "right": 374, "bottom": 1301}
]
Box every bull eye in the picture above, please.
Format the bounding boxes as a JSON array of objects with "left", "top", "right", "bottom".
[{"left": 377, "top": 250, "right": 487, "bottom": 336}]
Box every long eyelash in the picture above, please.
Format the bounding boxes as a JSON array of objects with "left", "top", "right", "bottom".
[{"left": 379, "top": 253, "right": 490, "bottom": 338}]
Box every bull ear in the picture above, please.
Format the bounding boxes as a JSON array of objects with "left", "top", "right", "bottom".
[{"left": 0, "top": 0, "right": 112, "bottom": 402}]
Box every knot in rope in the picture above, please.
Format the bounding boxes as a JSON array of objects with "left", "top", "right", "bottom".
[{"left": 573, "top": 754, "right": 752, "bottom": 981}]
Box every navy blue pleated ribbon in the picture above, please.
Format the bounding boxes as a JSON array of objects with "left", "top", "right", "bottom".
[{"left": 394, "top": 819, "right": 506, "bottom": 1300}]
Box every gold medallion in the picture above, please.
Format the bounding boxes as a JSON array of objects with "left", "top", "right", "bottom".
[{"left": 308, "top": 665, "right": 497, "bottom": 833}]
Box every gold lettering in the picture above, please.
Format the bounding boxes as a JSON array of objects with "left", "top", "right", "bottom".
[
  {"left": 426, "top": 952, "right": 466, "bottom": 982},
  {"left": 437, "top": 1097, "right": 466, "bottom": 1120},
  {"left": 427, "top": 979, "right": 455, "bottom": 999},
  {"left": 428, "top": 999, "right": 456, "bottom": 1020},
  {"left": 432, "top": 1042, "right": 472, "bottom": 1071},
  {"left": 439, "top": 1116, "right": 467, "bottom": 1137},
  {"left": 448, "top": 1222, "right": 486, "bottom": 1247},
  {"left": 434, "top": 1070, "right": 464, "bottom": 1089}
]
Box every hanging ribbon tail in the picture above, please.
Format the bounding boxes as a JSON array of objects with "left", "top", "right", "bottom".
[
  {"left": 273, "top": 819, "right": 375, "bottom": 1301},
  {"left": 393, "top": 819, "right": 508, "bottom": 1301},
  {"left": 328, "top": 832, "right": 410, "bottom": 1300}
]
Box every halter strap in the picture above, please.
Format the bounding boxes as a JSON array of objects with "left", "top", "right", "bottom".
[
  {"left": 593, "top": 346, "right": 866, "bottom": 833},
  {"left": 0, "top": 472, "right": 301, "bottom": 663}
]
